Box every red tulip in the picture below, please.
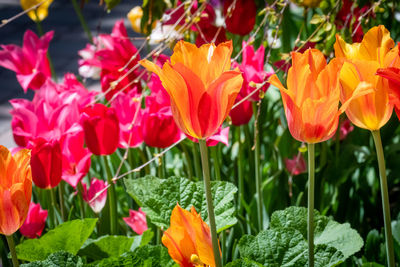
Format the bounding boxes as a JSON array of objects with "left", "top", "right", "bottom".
[
  {"left": 29, "top": 138, "right": 62, "bottom": 189},
  {"left": 82, "top": 178, "right": 107, "bottom": 214},
  {"left": 123, "top": 208, "right": 148, "bottom": 235},
  {"left": 142, "top": 107, "right": 183, "bottom": 148},
  {"left": 229, "top": 94, "right": 253, "bottom": 126},
  {"left": 0, "top": 30, "right": 53, "bottom": 92},
  {"left": 223, "top": 0, "right": 256, "bottom": 36},
  {"left": 339, "top": 119, "right": 354, "bottom": 140},
  {"left": 80, "top": 104, "right": 120, "bottom": 155},
  {"left": 19, "top": 202, "right": 48, "bottom": 239}
]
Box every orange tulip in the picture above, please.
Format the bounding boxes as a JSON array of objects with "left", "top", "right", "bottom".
[
  {"left": 0, "top": 146, "right": 32, "bottom": 236},
  {"left": 140, "top": 40, "right": 243, "bottom": 139},
  {"left": 334, "top": 25, "right": 399, "bottom": 130},
  {"left": 269, "top": 49, "right": 371, "bottom": 143},
  {"left": 162, "top": 204, "right": 220, "bottom": 267}
]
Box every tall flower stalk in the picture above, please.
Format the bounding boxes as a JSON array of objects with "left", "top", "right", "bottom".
[
  {"left": 371, "top": 130, "right": 395, "bottom": 266},
  {"left": 307, "top": 143, "right": 315, "bottom": 267}
]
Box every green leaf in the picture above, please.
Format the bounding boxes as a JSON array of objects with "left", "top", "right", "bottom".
[
  {"left": 225, "top": 259, "right": 264, "bottom": 267},
  {"left": 78, "top": 230, "right": 153, "bottom": 261},
  {"left": 20, "top": 251, "right": 83, "bottom": 267},
  {"left": 124, "top": 175, "right": 237, "bottom": 232},
  {"left": 92, "top": 245, "right": 177, "bottom": 267},
  {"left": 271, "top": 207, "right": 363, "bottom": 259},
  {"left": 237, "top": 207, "right": 363, "bottom": 266},
  {"left": 104, "top": 0, "right": 120, "bottom": 10},
  {"left": 16, "top": 219, "right": 97, "bottom": 262}
]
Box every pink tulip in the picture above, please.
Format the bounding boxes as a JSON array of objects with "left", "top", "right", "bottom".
[
  {"left": 19, "top": 202, "right": 48, "bottom": 239},
  {"left": 82, "top": 178, "right": 107, "bottom": 214},
  {"left": 0, "top": 30, "right": 53, "bottom": 92},
  {"left": 339, "top": 119, "right": 354, "bottom": 141},
  {"left": 94, "top": 20, "right": 143, "bottom": 100},
  {"left": 284, "top": 153, "right": 307, "bottom": 176},
  {"left": 111, "top": 89, "right": 143, "bottom": 148},
  {"left": 123, "top": 208, "right": 148, "bottom": 235},
  {"left": 61, "top": 131, "right": 92, "bottom": 188},
  {"left": 188, "top": 127, "right": 230, "bottom": 147}
]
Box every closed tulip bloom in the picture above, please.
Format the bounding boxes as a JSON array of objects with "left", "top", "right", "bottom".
[
  {"left": 377, "top": 67, "right": 400, "bottom": 119},
  {"left": 0, "top": 146, "right": 32, "bottom": 236},
  {"left": 223, "top": 0, "right": 256, "bottom": 36},
  {"left": 334, "top": 25, "right": 398, "bottom": 130},
  {"left": 140, "top": 41, "right": 243, "bottom": 140},
  {"left": 20, "top": 0, "right": 53, "bottom": 22},
  {"left": 123, "top": 208, "right": 148, "bottom": 235},
  {"left": 80, "top": 104, "right": 120, "bottom": 155},
  {"left": 269, "top": 49, "right": 371, "bottom": 143},
  {"left": 82, "top": 178, "right": 107, "bottom": 214},
  {"left": 162, "top": 204, "right": 220, "bottom": 267},
  {"left": 19, "top": 202, "right": 48, "bottom": 239},
  {"left": 30, "top": 138, "right": 62, "bottom": 189}
]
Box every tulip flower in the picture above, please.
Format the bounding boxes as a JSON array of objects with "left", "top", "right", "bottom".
[
  {"left": 229, "top": 94, "right": 253, "bottom": 126},
  {"left": 127, "top": 6, "right": 143, "bottom": 33},
  {"left": 123, "top": 208, "right": 148, "bottom": 235},
  {"left": 111, "top": 90, "right": 143, "bottom": 148},
  {"left": 20, "top": 0, "right": 53, "bottom": 22},
  {"left": 338, "top": 119, "right": 354, "bottom": 140},
  {"left": 187, "top": 127, "right": 230, "bottom": 147},
  {"left": 19, "top": 202, "right": 48, "bottom": 239},
  {"left": 140, "top": 40, "right": 243, "bottom": 140},
  {"left": 376, "top": 66, "right": 400, "bottom": 119},
  {"left": 162, "top": 204, "right": 220, "bottom": 267},
  {"left": 334, "top": 25, "right": 398, "bottom": 130},
  {"left": 0, "top": 30, "right": 53, "bottom": 92},
  {"left": 285, "top": 153, "right": 307, "bottom": 176},
  {"left": 80, "top": 104, "right": 120, "bottom": 155},
  {"left": 223, "top": 0, "right": 256, "bottom": 35},
  {"left": 0, "top": 146, "right": 32, "bottom": 236},
  {"left": 61, "top": 131, "right": 92, "bottom": 188},
  {"left": 82, "top": 178, "right": 107, "bottom": 214},
  {"left": 29, "top": 138, "right": 62, "bottom": 189},
  {"left": 269, "top": 49, "right": 369, "bottom": 143}
]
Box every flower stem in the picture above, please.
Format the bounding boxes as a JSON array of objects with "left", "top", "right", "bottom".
[
  {"left": 192, "top": 144, "right": 202, "bottom": 179},
  {"left": 211, "top": 146, "right": 221, "bottom": 181},
  {"left": 198, "top": 139, "right": 222, "bottom": 267},
  {"left": 77, "top": 182, "right": 86, "bottom": 218},
  {"left": 371, "top": 130, "right": 395, "bottom": 267},
  {"left": 253, "top": 102, "right": 263, "bottom": 231},
  {"left": 6, "top": 235, "right": 19, "bottom": 267},
  {"left": 70, "top": 0, "right": 93, "bottom": 43},
  {"left": 50, "top": 187, "right": 59, "bottom": 226},
  {"left": 237, "top": 126, "right": 244, "bottom": 214},
  {"left": 58, "top": 183, "right": 65, "bottom": 222},
  {"left": 102, "top": 156, "right": 118, "bottom": 235},
  {"left": 307, "top": 143, "right": 315, "bottom": 267}
]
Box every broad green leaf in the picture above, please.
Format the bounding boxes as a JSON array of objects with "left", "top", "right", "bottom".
[
  {"left": 78, "top": 230, "right": 153, "bottom": 261},
  {"left": 124, "top": 175, "right": 237, "bottom": 232},
  {"left": 16, "top": 219, "right": 97, "bottom": 262},
  {"left": 237, "top": 207, "right": 362, "bottom": 266},
  {"left": 20, "top": 251, "right": 83, "bottom": 267},
  {"left": 271, "top": 207, "right": 363, "bottom": 259},
  {"left": 92, "top": 245, "right": 178, "bottom": 267},
  {"left": 237, "top": 228, "right": 344, "bottom": 267}
]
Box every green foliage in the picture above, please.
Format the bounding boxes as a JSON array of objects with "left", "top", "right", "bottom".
[
  {"left": 16, "top": 219, "right": 97, "bottom": 262},
  {"left": 20, "top": 251, "right": 83, "bottom": 267},
  {"left": 78, "top": 230, "right": 153, "bottom": 261},
  {"left": 125, "top": 175, "right": 238, "bottom": 232},
  {"left": 90, "top": 245, "right": 177, "bottom": 267},
  {"left": 236, "top": 207, "right": 363, "bottom": 266}
]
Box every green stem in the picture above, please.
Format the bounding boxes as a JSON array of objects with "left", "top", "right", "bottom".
[
  {"left": 192, "top": 144, "right": 202, "bottom": 179},
  {"left": 58, "top": 183, "right": 65, "bottom": 222},
  {"left": 6, "top": 235, "right": 19, "bottom": 267},
  {"left": 71, "top": 0, "right": 93, "bottom": 43},
  {"left": 102, "top": 156, "right": 118, "bottom": 235},
  {"left": 50, "top": 187, "right": 58, "bottom": 226},
  {"left": 371, "top": 130, "right": 395, "bottom": 267},
  {"left": 253, "top": 102, "right": 263, "bottom": 231},
  {"left": 198, "top": 139, "right": 222, "bottom": 267},
  {"left": 77, "top": 182, "right": 86, "bottom": 218},
  {"left": 307, "top": 143, "right": 315, "bottom": 267},
  {"left": 211, "top": 146, "right": 221, "bottom": 181},
  {"left": 237, "top": 126, "right": 244, "bottom": 214},
  {"left": 180, "top": 144, "right": 193, "bottom": 180}
]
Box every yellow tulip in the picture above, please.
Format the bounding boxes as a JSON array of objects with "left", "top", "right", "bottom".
[{"left": 20, "top": 0, "right": 53, "bottom": 22}]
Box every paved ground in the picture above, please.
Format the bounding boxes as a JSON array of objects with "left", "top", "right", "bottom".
[{"left": 0, "top": 0, "right": 144, "bottom": 147}]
